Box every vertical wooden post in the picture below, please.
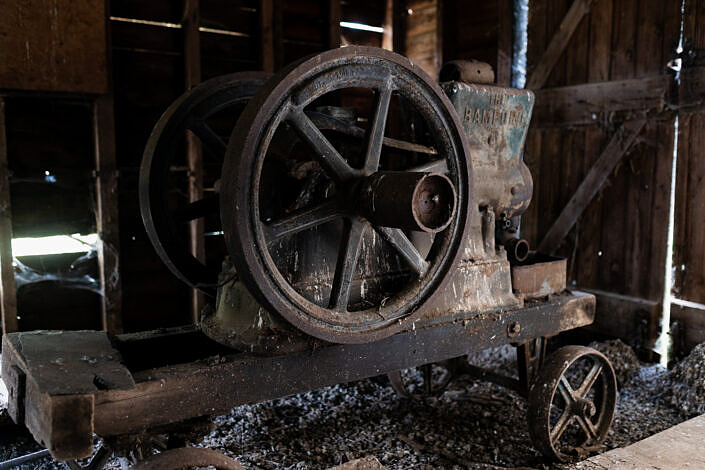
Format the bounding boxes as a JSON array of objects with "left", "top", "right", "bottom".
[
  {"left": 327, "top": 0, "right": 341, "bottom": 49},
  {"left": 93, "top": 95, "right": 123, "bottom": 334},
  {"left": 496, "top": 0, "right": 513, "bottom": 86},
  {"left": 435, "top": 0, "right": 443, "bottom": 75},
  {"left": 0, "top": 97, "right": 18, "bottom": 335},
  {"left": 382, "top": 0, "right": 394, "bottom": 50},
  {"left": 259, "top": 0, "right": 275, "bottom": 72},
  {"left": 183, "top": 0, "right": 204, "bottom": 323},
  {"left": 393, "top": 0, "right": 407, "bottom": 55},
  {"left": 273, "top": 0, "right": 284, "bottom": 70}
]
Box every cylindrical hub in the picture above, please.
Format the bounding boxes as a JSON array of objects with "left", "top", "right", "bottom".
[{"left": 358, "top": 171, "right": 457, "bottom": 233}]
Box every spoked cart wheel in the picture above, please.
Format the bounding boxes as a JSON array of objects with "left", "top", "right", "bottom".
[
  {"left": 140, "top": 72, "right": 270, "bottom": 296},
  {"left": 221, "top": 46, "right": 473, "bottom": 343},
  {"left": 528, "top": 346, "right": 617, "bottom": 461},
  {"left": 388, "top": 359, "right": 462, "bottom": 400}
]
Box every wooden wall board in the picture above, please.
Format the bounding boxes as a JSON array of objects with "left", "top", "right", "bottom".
[
  {"left": 442, "top": 0, "right": 499, "bottom": 78},
  {"left": 0, "top": 0, "right": 108, "bottom": 94},
  {"left": 671, "top": 305, "right": 705, "bottom": 355},
  {"left": 0, "top": 98, "right": 18, "bottom": 335}
]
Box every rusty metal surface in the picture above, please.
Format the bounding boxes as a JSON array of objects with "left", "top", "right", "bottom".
[
  {"left": 358, "top": 171, "right": 456, "bottom": 233},
  {"left": 511, "top": 254, "right": 567, "bottom": 300},
  {"left": 439, "top": 60, "right": 496, "bottom": 85},
  {"left": 219, "top": 46, "right": 473, "bottom": 344}
]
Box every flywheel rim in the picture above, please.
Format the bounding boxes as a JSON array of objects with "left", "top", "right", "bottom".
[{"left": 221, "top": 47, "right": 474, "bottom": 343}]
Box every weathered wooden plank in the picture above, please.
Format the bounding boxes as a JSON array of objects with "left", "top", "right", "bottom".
[
  {"left": 526, "top": 0, "right": 597, "bottom": 89},
  {"left": 496, "top": 0, "right": 513, "bottom": 86},
  {"left": 531, "top": 75, "right": 671, "bottom": 127},
  {"left": 644, "top": 121, "right": 673, "bottom": 299},
  {"left": 183, "top": 0, "right": 205, "bottom": 323},
  {"left": 679, "top": 113, "right": 705, "bottom": 302},
  {"left": 587, "top": 0, "right": 612, "bottom": 82},
  {"left": 574, "top": 127, "right": 604, "bottom": 290},
  {"left": 537, "top": 119, "right": 646, "bottom": 254},
  {"left": 582, "top": 288, "right": 661, "bottom": 350},
  {"left": 93, "top": 96, "right": 123, "bottom": 334},
  {"left": 327, "top": 0, "right": 342, "bottom": 49},
  {"left": 609, "top": 0, "right": 637, "bottom": 80},
  {"left": 671, "top": 304, "right": 705, "bottom": 354},
  {"left": 405, "top": 0, "right": 440, "bottom": 77},
  {"left": 0, "top": 0, "right": 108, "bottom": 93},
  {"left": 576, "top": 414, "right": 705, "bottom": 469},
  {"left": 0, "top": 98, "right": 18, "bottom": 335},
  {"left": 259, "top": 0, "right": 275, "bottom": 72},
  {"left": 680, "top": 67, "right": 705, "bottom": 112}
]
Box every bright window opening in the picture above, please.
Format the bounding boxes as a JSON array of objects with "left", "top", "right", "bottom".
[
  {"left": 340, "top": 22, "right": 384, "bottom": 34},
  {"left": 12, "top": 233, "right": 99, "bottom": 257}
]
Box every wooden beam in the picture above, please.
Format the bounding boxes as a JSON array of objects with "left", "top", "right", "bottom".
[
  {"left": 532, "top": 74, "right": 671, "bottom": 127},
  {"left": 392, "top": 0, "right": 407, "bottom": 55},
  {"left": 0, "top": 97, "right": 18, "bottom": 335},
  {"left": 496, "top": 0, "right": 513, "bottom": 86},
  {"left": 582, "top": 288, "right": 661, "bottom": 355},
  {"left": 183, "top": 0, "right": 204, "bottom": 323},
  {"left": 537, "top": 118, "right": 646, "bottom": 254},
  {"left": 259, "top": 0, "right": 275, "bottom": 72},
  {"left": 526, "top": 0, "right": 597, "bottom": 89},
  {"left": 327, "top": 0, "right": 341, "bottom": 49},
  {"left": 671, "top": 303, "right": 705, "bottom": 356},
  {"left": 93, "top": 96, "right": 123, "bottom": 334}
]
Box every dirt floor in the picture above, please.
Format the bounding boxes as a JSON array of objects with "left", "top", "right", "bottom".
[{"left": 1, "top": 339, "right": 702, "bottom": 470}]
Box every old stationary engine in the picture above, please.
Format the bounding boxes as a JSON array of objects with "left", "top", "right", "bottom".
[{"left": 140, "top": 47, "right": 536, "bottom": 347}]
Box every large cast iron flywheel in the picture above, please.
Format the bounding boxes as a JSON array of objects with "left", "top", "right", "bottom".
[
  {"left": 140, "top": 72, "right": 270, "bottom": 296},
  {"left": 220, "top": 47, "right": 474, "bottom": 343}
]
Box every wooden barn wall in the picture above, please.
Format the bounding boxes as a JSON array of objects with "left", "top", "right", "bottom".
[
  {"left": 672, "top": 0, "right": 705, "bottom": 354},
  {"left": 442, "top": 1, "right": 499, "bottom": 79},
  {"left": 523, "top": 0, "right": 681, "bottom": 309},
  {"left": 109, "top": 0, "right": 341, "bottom": 332}
]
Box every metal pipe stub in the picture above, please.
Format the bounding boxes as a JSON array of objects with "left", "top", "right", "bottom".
[{"left": 358, "top": 171, "right": 457, "bottom": 233}]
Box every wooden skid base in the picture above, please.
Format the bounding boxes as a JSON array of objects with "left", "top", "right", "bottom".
[{"left": 1, "top": 291, "right": 594, "bottom": 460}]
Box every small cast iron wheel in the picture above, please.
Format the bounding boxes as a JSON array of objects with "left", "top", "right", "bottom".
[
  {"left": 140, "top": 72, "right": 270, "bottom": 295},
  {"left": 130, "top": 447, "right": 244, "bottom": 470},
  {"left": 388, "top": 360, "right": 459, "bottom": 400},
  {"left": 221, "top": 46, "right": 473, "bottom": 343},
  {"left": 528, "top": 345, "right": 617, "bottom": 462}
]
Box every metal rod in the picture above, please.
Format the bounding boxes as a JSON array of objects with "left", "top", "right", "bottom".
[{"left": 0, "top": 449, "right": 52, "bottom": 469}]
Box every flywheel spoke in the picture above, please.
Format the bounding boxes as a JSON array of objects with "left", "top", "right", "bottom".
[
  {"left": 307, "top": 111, "right": 437, "bottom": 155},
  {"left": 265, "top": 200, "right": 342, "bottom": 241},
  {"left": 287, "top": 105, "right": 358, "bottom": 183},
  {"left": 577, "top": 362, "right": 603, "bottom": 398},
  {"left": 188, "top": 120, "right": 227, "bottom": 158},
  {"left": 329, "top": 218, "right": 367, "bottom": 311},
  {"left": 364, "top": 79, "right": 393, "bottom": 173},
  {"left": 375, "top": 227, "right": 429, "bottom": 275},
  {"left": 409, "top": 159, "right": 448, "bottom": 173},
  {"left": 174, "top": 194, "right": 219, "bottom": 223}
]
